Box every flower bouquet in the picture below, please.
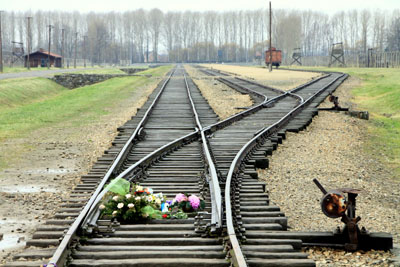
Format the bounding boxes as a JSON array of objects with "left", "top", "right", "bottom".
[
  {"left": 100, "top": 178, "right": 165, "bottom": 223},
  {"left": 170, "top": 193, "right": 205, "bottom": 213}
]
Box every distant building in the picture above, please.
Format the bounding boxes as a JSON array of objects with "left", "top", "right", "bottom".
[{"left": 24, "top": 49, "right": 62, "bottom": 68}]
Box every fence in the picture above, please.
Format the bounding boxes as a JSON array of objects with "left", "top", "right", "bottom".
[{"left": 283, "top": 51, "right": 400, "bottom": 68}]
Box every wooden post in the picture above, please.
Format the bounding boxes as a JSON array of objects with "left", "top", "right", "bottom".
[
  {"left": 269, "top": 1, "right": 272, "bottom": 72},
  {"left": 47, "top": 25, "right": 53, "bottom": 69},
  {"left": 61, "top": 29, "right": 65, "bottom": 68},
  {"left": 83, "top": 35, "right": 87, "bottom": 68},
  {"left": 0, "top": 11, "right": 3, "bottom": 73},
  {"left": 26, "top": 17, "right": 32, "bottom": 70},
  {"left": 74, "top": 32, "right": 77, "bottom": 68}
]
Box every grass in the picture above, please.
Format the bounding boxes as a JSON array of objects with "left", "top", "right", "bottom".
[
  {"left": 287, "top": 66, "right": 400, "bottom": 177},
  {"left": 66, "top": 68, "right": 126, "bottom": 74},
  {"left": 0, "top": 77, "right": 66, "bottom": 109},
  {"left": 0, "top": 65, "right": 172, "bottom": 142},
  {"left": 1, "top": 65, "right": 152, "bottom": 75},
  {"left": 2, "top": 67, "right": 31, "bottom": 73}
]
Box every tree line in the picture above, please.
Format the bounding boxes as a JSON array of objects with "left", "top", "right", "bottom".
[{"left": 1, "top": 8, "right": 399, "bottom": 64}]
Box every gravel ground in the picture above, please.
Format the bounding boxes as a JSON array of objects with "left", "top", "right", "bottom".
[
  {"left": 257, "top": 76, "right": 400, "bottom": 266},
  {"left": 201, "top": 64, "right": 321, "bottom": 90},
  {"left": 185, "top": 65, "right": 253, "bottom": 119},
  {"left": 0, "top": 76, "right": 163, "bottom": 263}
]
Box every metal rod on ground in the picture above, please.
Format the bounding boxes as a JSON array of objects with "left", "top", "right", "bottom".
[
  {"left": 0, "top": 11, "right": 3, "bottom": 73},
  {"left": 47, "top": 24, "right": 53, "bottom": 69},
  {"left": 61, "top": 29, "right": 65, "bottom": 68},
  {"left": 74, "top": 32, "right": 77, "bottom": 69},
  {"left": 26, "top": 17, "right": 32, "bottom": 70},
  {"left": 269, "top": 1, "right": 272, "bottom": 72}
]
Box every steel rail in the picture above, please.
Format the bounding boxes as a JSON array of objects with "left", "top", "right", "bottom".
[
  {"left": 45, "top": 68, "right": 332, "bottom": 267},
  {"left": 203, "top": 84, "right": 302, "bottom": 135},
  {"left": 77, "top": 69, "right": 308, "bottom": 266},
  {"left": 184, "top": 73, "right": 223, "bottom": 230},
  {"left": 82, "top": 68, "right": 224, "bottom": 233},
  {"left": 112, "top": 68, "right": 176, "bottom": 173},
  {"left": 46, "top": 67, "right": 176, "bottom": 267},
  {"left": 224, "top": 73, "right": 346, "bottom": 266},
  {"left": 82, "top": 130, "right": 200, "bottom": 228},
  {"left": 233, "top": 76, "right": 305, "bottom": 103}
]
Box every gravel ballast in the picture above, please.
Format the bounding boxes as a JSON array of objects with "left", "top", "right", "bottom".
[
  {"left": 257, "top": 76, "right": 400, "bottom": 266},
  {"left": 201, "top": 64, "right": 321, "bottom": 91},
  {"left": 185, "top": 65, "right": 253, "bottom": 119}
]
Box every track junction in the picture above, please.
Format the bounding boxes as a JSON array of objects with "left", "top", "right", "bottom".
[{"left": 4, "top": 65, "right": 348, "bottom": 267}]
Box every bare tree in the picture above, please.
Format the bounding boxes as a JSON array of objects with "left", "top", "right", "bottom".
[
  {"left": 361, "top": 9, "right": 371, "bottom": 53},
  {"left": 149, "top": 8, "right": 163, "bottom": 62}
]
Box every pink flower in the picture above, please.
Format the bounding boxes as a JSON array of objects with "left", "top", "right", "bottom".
[
  {"left": 188, "top": 195, "right": 200, "bottom": 210},
  {"left": 174, "top": 193, "right": 187, "bottom": 203}
]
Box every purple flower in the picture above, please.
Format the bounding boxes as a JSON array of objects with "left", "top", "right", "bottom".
[
  {"left": 174, "top": 193, "right": 187, "bottom": 203},
  {"left": 188, "top": 195, "right": 200, "bottom": 210}
]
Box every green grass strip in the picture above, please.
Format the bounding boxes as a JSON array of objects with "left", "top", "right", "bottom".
[{"left": 0, "top": 65, "right": 172, "bottom": 141}]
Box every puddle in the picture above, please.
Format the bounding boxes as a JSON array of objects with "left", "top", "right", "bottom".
[
  {"left": 0, "top": 234, "right": 26, "bottom": 251},
  {"left": 0, "top": 185, "right": 58, "bottom": 193}
]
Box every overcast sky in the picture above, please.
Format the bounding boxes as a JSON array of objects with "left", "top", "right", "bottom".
[{"left": 1, "top": 0, "right": 398, "bottom": 14}]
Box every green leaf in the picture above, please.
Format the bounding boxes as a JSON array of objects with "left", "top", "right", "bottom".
[
  {"left": 105, "top": 178, "right": 130, "bottom": 195},
  {"left": 200, "top": 200, "right": 205, "bottom": 210}
]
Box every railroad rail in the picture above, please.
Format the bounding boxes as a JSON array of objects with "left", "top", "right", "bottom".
[{"left": 3, "top": 65, "right": 348, "bottom": 267}]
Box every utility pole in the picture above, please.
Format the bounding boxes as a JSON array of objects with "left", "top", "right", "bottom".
[
  {"left": 0, "top": 11, "right": 4, "bottom": 73},
  {"left": 61, "top": 29, "right": 65, "bottom": 68},
  {"left": 47, "top": 24, "right": 53, "bottom": 69},
  {"left": 269, "top": 1, "right": 272, "bottom": 72},
  {"left": 26, "top": 17, "right": 32, "bottom": 70},
  {"left": 74, "top": 32, "right": 77, "bottom": 68},
  {"left": 83, "top": 35, "right": 87, "bottom": 68}
]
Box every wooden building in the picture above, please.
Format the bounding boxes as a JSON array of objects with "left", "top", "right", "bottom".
[{"left": 25, "top": 49, "right": 62, "bottom": 68}]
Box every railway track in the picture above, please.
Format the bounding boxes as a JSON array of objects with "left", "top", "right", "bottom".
[
  {"left": 3, "top": 65, "right": 348, "bottom": 267},
  {"left": 208, "top": 69, "right": 347, "bottom": 266}
]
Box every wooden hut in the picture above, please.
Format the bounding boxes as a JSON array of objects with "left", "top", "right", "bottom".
[{"left": 24, "top": 49, "right": 62, "bottom": 68}]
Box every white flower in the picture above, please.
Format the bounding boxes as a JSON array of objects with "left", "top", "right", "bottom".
[
  {"left": 112, "top": 196, "right": 119, "bottom": 201},
  {"left": 136, "top": 186, "right": 143, "bottom": 191},
  {"left": 117, "top": 203, "right": 124, "bottom": 209},
  {"left": 135, "top": 197, "right": 141, "bottom": 201},
  {"left": 99, "top": 204, "right": 105, "bottom": 210},
  {"left": 155, "top": 198, "right": 161, "bottom": 205},
  {"left": 128, "top": 203, "right": 135, "bottom": 209},
  {"left": 125, "top": 194, "right": 132, "bottom": 199},
  {"left": 112, "top": 210, "right": 118, "bottom": 216},
  {"left": 161, "top": 203, "right": 169, "bottom": 212},
  {"left": 147, "top": 196, "right": 153, "bottom": 202}
]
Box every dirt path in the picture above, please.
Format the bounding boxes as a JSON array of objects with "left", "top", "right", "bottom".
[
  {"left": 0, "top": 68, "right": 96, "bottom": 80},
  {"left": 0, "top": 77, "right": 161, "bottom": 262}
]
